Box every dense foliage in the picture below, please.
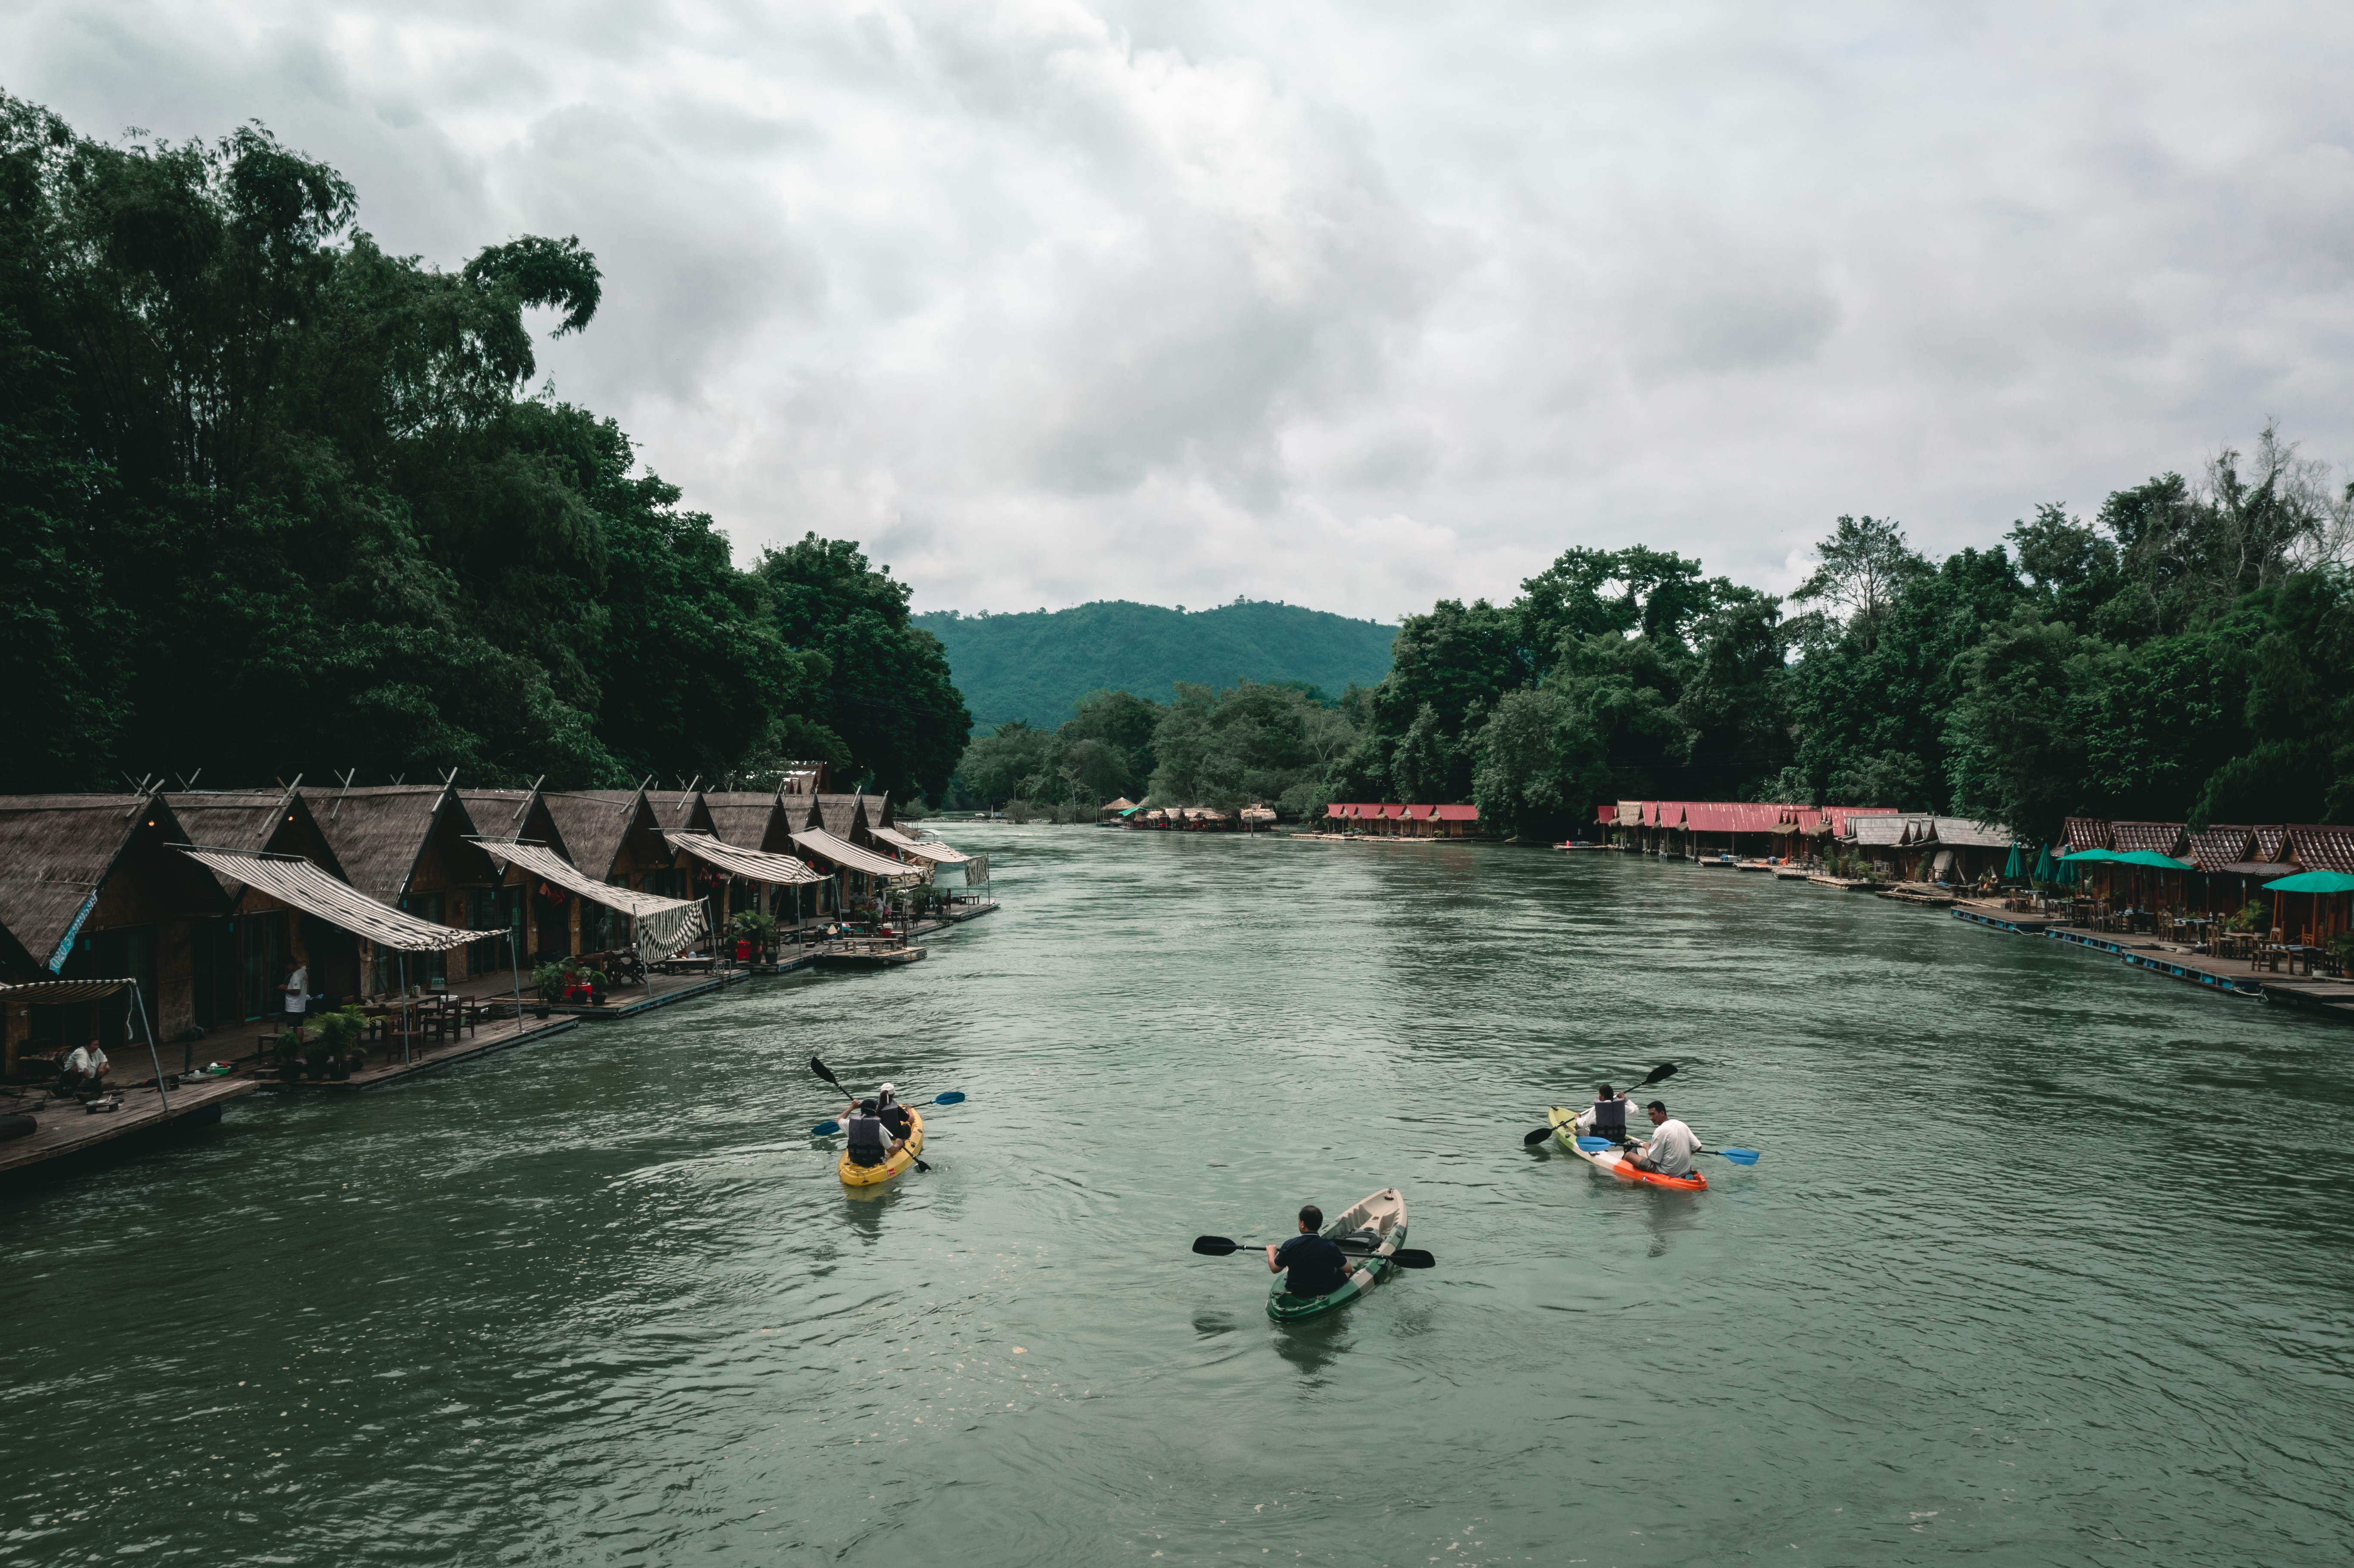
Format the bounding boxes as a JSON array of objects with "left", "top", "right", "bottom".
[
  {"left": 913, "top": 599, "right": 1396, "bottom": 728},
  {"left": 0, "top": 99, "right": 968, "bottom": 801},
  {"left": 1327, "top": 434, "right": 2354, "bottom": 843},
  {"left": 952, "top": 682, "right": 1363, "bottom": 819}
]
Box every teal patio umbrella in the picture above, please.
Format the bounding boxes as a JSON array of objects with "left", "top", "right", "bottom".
[
  {"left": 2003, "top": 842, "right": 2023, "bottom": 880},
  {"left": 2033, "top": 843, "right": 2054, "bottom": 882}
]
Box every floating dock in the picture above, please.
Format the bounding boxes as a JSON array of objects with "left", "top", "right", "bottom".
[
  {"left": 1, "top": 1076, "right": 260, "bottom": 1179},
  {"left": 265, "top": 1011, "right": 583, "bottom": 1092},
  {"left": 815, "top": 943, "right": 928, "bottom": 971}
]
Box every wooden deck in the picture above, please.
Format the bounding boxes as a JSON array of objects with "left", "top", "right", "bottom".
[
  {"left": 0, "top": 1076, "right": 260, "bottom": 1179},
  {"left": 549, "top": 968, "right": 750, "bottom": 1020},
  {"left": 815, "top": 941, "right": 927, "bottom": 970},
  {"left": 265, "top": 1011, "right": 583, "bottom": 1091},
  {"left": 1948, "top": 904, "right": 2354, "bottom": 1017}
]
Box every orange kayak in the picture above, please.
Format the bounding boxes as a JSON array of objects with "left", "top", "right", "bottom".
[{"left": 1547, "top": 1106, "right": 1708, "bottom": 1190}]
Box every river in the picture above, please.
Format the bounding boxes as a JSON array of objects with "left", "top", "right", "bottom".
[{"left": 5, "top": 826, "right": 2351, "bottom": 1566}]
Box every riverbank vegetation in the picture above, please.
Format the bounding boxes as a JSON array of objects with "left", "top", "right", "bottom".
[
  {"left": 0, "top": 98, "right": 968, "bottom": 801},
  {"left": 1339, "top": 432, "right": 2354, "bottom": 844}
]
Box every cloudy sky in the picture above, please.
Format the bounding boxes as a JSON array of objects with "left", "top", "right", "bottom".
[{"left": 9, "top": 1, "right": 2353, "bottom": 620}]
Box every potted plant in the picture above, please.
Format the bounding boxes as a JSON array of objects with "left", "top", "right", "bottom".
[
  {"left": 731, "top": 909, "right": 778, "bottom": 961},
  {"left": 272, "top": 1027, "right": 304, "bottom": 1081},
  {"left": 582, "top": 967, "right": 609, "bottom": 1006},
  {"left": 312, "top": 1008, "right": 367, "bottom": 1079},
  {"left": 532, "top": 962, "right": 569, "bottom": 1012}
]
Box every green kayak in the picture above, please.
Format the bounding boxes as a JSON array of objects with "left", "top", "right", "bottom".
[{"left": 1267, "top": 1186, "right": 1408, "bottom": 1322}]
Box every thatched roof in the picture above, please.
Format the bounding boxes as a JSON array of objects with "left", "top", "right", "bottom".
[
  {"left": 644, "top": 790, "right": 715, "bottom": 837},
  {"left": 703, "top": 790, "right": 785, "bottom": 849},
  {"left": 303, "top": 784, "right": 458, "bottom": 904},
  {"left": 167, "top": 787, "right": 348, "bottom": 896},
  {"left": 0, "top": 793, "right": 224, "bottom": 975},
  {"left": 1923, "top": 816, "right": 2017, "bottom": 849},
  {"left": 540, "top": 790, "right": 644, "bottom": 879}
]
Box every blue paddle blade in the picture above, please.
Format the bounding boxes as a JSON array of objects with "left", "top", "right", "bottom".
[
  {"left": 931, "top": 1092, "right": 966, "bottom": 1105},
  {"left": 1574, "top": 1136, "right": 1614, "bottom": 1152},
  {"left": 810, "top": 1120, "right": 840, "bottom": 1136},
  {"left": 1717, "top": 1148, "right": 1760, "bottom": 1164}
]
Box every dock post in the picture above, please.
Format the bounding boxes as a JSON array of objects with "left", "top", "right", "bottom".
[{"left": 134, "top": 980, "right": 169, "bottom": 1114}]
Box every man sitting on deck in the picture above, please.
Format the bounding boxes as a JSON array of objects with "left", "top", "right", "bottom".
[
  {"left": 875, "top": 1083, "right": 912, "bottom": 1142},
  {"left": 841, "top": 1098, "right": 902, "bottom": 1167},
  {"left": 60, "top": 1039, "right": 110, "bottom": 1102},
  {"left": 1623, "top": 1101, "right": 1702, "bottom": 1177},
  {"left": 1267, "top": 1205, "right": 1352, "bottom": 1298}
]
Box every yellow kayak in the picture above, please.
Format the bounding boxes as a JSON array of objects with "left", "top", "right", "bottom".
[{"left": 838, "top": 1108, "right": 924, "bottom": 1186}]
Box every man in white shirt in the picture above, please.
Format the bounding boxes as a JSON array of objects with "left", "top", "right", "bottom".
[
  {"left": 282, "top": 959, "right": 310, "bottom": 1042},
  {"left": 1625, "top": 1100, "right": 1702, "bottom": 1177},
  {"left": 62, "top": 1039, "right": 110, "bottom": 1100}
]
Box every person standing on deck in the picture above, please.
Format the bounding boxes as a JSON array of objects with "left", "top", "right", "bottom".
[
  {"left": 1623, "top": 1101, "right": 1702, "bottom": 1176},
  {"left": 1267, "top": 1205, "right": 1351, "bottom": 1298},
  {"left": 281, "top": 958, "right": 310, "bottom": 1044}
]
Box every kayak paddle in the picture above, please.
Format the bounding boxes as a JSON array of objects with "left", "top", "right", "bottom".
[
  {"left": 1520, "top": 1061, "right": 1677, "bottom": 1145},
  {"left": 1190, "top": 1235, "right": 1434, "bottom": 1269},
  {"left": 810, "top": 1092, "right": 965, "bottom": 1136},
  {"left": 1573, "top": 1134, "right": 1759, "bottom": 1165},
  {"left": 808, "top": 1055, "right": 931, "bottom": 1172}
]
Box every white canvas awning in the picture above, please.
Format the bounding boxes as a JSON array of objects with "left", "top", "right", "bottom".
[
  {"left": 0, "top": 977, "right": 138, "bottom": 1004},
  {"left": 470, "top": 837, "right": 706, "bottom": 963},
  {"left": 174, "top": 846, "right": 479, "bottom": 951},
  {"left": 791, "top": 827, "right": 927, "bottom": 881},
  {"left": 869, "top": 826, "right": 972, "bottom": 865},
  {"left": 663, "top": 831, "right": 828, "bottom": 884}
]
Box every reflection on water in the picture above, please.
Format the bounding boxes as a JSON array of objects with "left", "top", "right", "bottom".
[{"left": 5, "top": 827, "right": 2353, "bottom": 1566}]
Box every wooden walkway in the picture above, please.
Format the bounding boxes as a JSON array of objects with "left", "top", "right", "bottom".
[
  {"left": 266, "top": 1012, "right": 582, "bottom": 1092},
  {"left": 1949, "top": 901, "right": 2352, "bottom": 1017},
  {"left": 549, "top": 968, "right": 749, "bottom": 1020},
  {"left": 0, "top": 1076, "right": 260, "bottom": 1179}
]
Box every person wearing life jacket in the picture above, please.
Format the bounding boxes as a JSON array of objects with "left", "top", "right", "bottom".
[
  {"left": 875, "top": 1082, "right": 912, "bottom": 1141},
  {"left": 1266, "top": 1204, "right": 1352, "bottom": 1298},
  {"left": 841, "top": 1098, "right": 900, "bottom": 1167},
  {"left": 1585, "top": 1083, "right": 1629, "bottom": 1144},
  {"left": 1623, "top": 1100, "right": 1702, "bottom": 1177}
]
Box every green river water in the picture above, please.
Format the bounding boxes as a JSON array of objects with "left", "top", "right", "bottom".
[{"left": 6, "top": 827, "right": 2352, "bottom": 1566}]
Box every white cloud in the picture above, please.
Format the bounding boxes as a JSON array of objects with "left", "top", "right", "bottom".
[{"left": 7, "top": 0, "right": 2354, "bottom": 618}]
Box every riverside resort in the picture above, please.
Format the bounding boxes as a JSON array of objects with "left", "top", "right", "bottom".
[{"left": 10, "top": 13, "right": 2354, "bottom": 1566}]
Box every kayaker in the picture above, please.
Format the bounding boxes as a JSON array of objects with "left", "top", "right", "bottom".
[
  {"left": 876, "top": 1082, "right": 912, "bottom": 1140},
  {"left": 841, "top": 1098, "right": 899, "bottom": 1168},
  {"left": 1623, "top": 1100, "right": 1701, "bottom": 1177},
  {"left": 1266, "top": 1205, "right": 1351, "bottom": 1298},
  {"left": 1589, "top": 1083, "right": 1629, "bottom": 1143}
]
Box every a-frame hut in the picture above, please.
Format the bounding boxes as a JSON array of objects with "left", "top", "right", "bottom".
[
  {"left": 166, "top": 784, "right": 360, "bottom": 1020},
  {"left": 303, "top": 784, "right": 500, "bottom": 991}
]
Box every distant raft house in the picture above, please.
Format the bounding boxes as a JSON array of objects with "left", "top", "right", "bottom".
[
  {"left": 0, "top": 774, "right": 976, "bottom": 1077},
  {"left": 1323, "top": 803, "right": 1482, "bottom": 838},
  {"left": 1597, "top": 801, "right": 1903, "bottom": 859},
  {"left": 2054, "top": 816, "right": 2354, "bottom": 946}
]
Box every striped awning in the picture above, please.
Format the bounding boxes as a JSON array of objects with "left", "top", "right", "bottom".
[
  {"left": 663, "top": 831, "right": 828, "bottom": 884},
  {"left": 173, "top": 846, "right": 479, "bottom": 952},
  {"left": 790, "top": 827, "right": 927, "bottom": 881},
  {"left": 469, "top": 838, "right": 704, "bottom": 916},
  {"left": 869, "top": 826, "right": 973, "bottom": 864},
  {"left": 0, "top": 977, "right": 137, "bottom": 1004}
]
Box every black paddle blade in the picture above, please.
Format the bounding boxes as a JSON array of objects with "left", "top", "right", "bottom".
[
  {"left": 912, "top": 1157, "right": 932, "bottom": 1173},
  {"left": 1191, "top": 1235, "right": 1242, "bottom": 1256},
  {"left": 1643, "top": 1062, "right": 1677, "bottom": 1087},
  {"left": 809, "top": 1055, "right": 842, "bottom": 1089},
  {"left": 1523, "top": 1125, "right": 1557, "bottom": 1146},
  {"left": 1387, "top": 1249, "right": 1436, "bottom": 1269}
]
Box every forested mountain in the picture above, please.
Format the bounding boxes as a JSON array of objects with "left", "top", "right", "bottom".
[
  {"left": 0, "top": 97, "right": 968, "bottom": 802},
  {"left": 913, "top": 599, "right": 1396, "bottom": 728}
]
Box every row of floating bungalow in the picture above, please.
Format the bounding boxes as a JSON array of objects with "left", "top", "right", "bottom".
[
  {"left": 0, "top": 769, "right": 993, "bottom": 1164},
  {"left": 1096, "top": 799, "right": 1282, "bottom": 830}
]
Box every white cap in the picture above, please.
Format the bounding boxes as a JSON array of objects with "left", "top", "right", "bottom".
[{"left": 879, "top": 1082, "right": 897, "bottom": 1095}]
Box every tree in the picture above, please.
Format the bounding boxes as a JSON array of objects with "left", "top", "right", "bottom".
[
  {"left": 1471, "top": 688, "right": 1610, "bottom": 842},
  {"left": 1790, "top": 515, "right": 1931, "bottom": 651}
]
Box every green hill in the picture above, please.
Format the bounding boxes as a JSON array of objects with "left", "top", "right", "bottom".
[{"left": 914, "top": 599, "right": 1398, "bottom": 728}]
